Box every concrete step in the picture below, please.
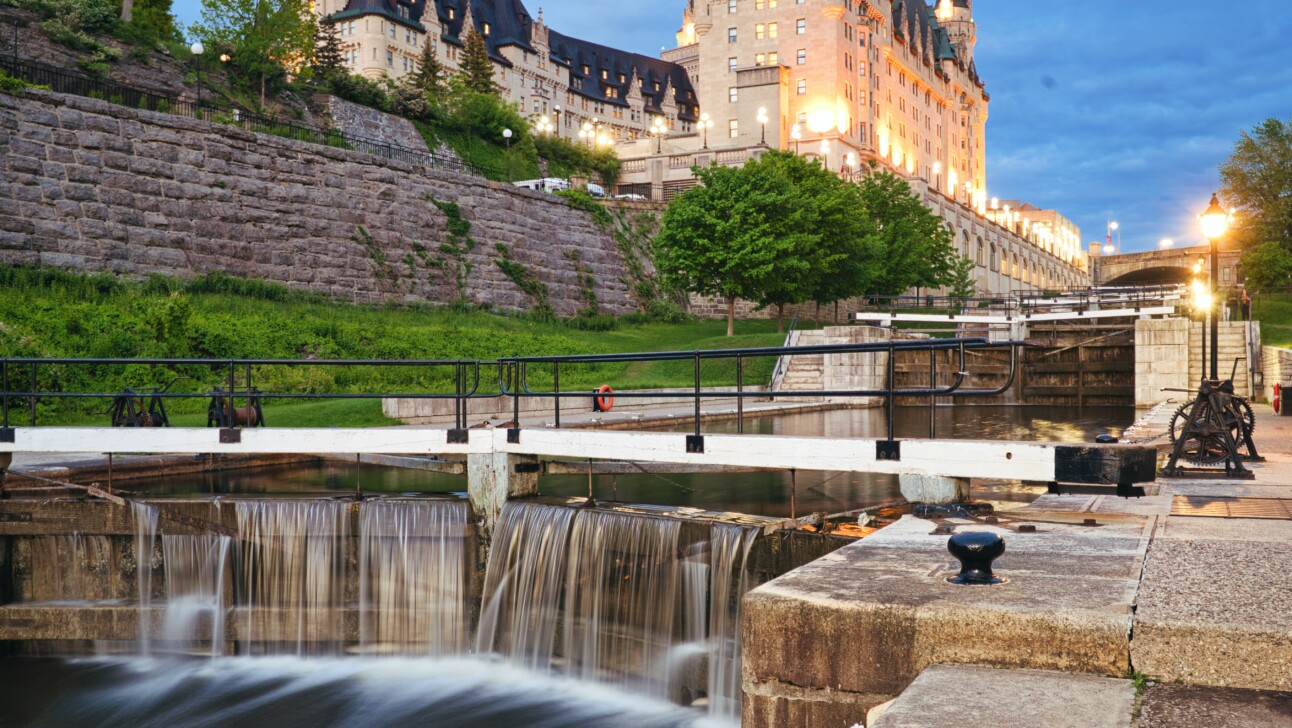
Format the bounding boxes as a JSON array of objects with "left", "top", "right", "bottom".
[{"left": 868, "top": 665, "right": 1134, "bottom": 728}]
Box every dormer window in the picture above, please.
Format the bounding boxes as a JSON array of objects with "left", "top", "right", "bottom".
[
  {"left": 653, "top": 81, "right": 660, "bottom": 91},
  {"left": 600, "top": 69, "right": 608, "bottom": 80},
  {"left": 447, "top": 8, "right": 454, "bottom": 20},
  {"left": 618, "top": 73, "right": 626, "bottom": 83},
  {"left": 482, "top": 22, "right": 491, "bottom": 36},
  {"left": 581, "top": 64, "right": 589, "bottom": 75}
]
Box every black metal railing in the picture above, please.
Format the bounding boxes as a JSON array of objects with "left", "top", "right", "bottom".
[
  {"left": 855, "top": 284, "right": 1186, "bottom": 321},
  {"left": 497, "top": 338, "right": 1028, "bottom": 442},
  {"left": 0, "top": 339, "right": 1031, "bottom": 442},
  {"left": 0, "top": 358, "right": 489, "bottom": 432},
  {"left": 0, "top": 54, "right": 487, "bottom": 178}
]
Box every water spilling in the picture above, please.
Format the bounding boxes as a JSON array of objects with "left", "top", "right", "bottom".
[
  {"left": 160, "top": 533, "right": 230, "bottom": 656},
  {"left": 233, "top": 500, "right": 351, "bottom": 655},
  {"left": 358, "top": 500, "right": 469, "bottom": 656},
  {"left": 131, "top": 502, "right": 159, "bottom": 655},
  {"left": 477, "top": 502, "right": 762, "bottom": 718}
]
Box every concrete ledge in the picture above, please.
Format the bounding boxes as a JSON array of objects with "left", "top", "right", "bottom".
[
  {"left": 740, "top": 516, "right": 1148, "bottom": 727},
  {"left": 870, "top": 665, "right": 1134, "bottom": 728},
  {"left": 1133, "top": 538, "right": 1292, "bottom": 691},
  {"left": 1138, "top": 684, "right": 1292, "bottom": 727}
]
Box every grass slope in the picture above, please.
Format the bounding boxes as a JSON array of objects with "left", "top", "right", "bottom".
[{"left": 0, "top": 269, "right": 791, "bottom": 426}]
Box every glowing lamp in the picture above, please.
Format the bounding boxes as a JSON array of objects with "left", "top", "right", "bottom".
[
  {"left": 807, "top": 109, "right": 836, "bottom": 134},
  {"left": 1199, "top": 193, "right": 1229, "bottom": 241}
]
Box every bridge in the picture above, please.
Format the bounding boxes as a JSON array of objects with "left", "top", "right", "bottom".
[
  {"left": 0, "top": 343, "right": 1157, "bottom": 530},
  {"left": 1094, "top": 244, "right": 1243, "bottom": 286}
]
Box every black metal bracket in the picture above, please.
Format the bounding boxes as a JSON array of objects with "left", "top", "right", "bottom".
[
  {"left": 218, "top": 429, "right": 241, "bottom": 444},
  {"left": 507, "top": 428, "right": 521, "bottom": 444},
  {"left": 447, "top": 429, "right": 469, "bottom": 445},
  {"left": 686, "top": 435, "right": 705, "bottom": 454},
  {"left": 1048, "top": 481, "right": 1148, "bottom": 498},
  {"left": 0, "top": 428, "right": 13, "bottom": 443},
  {"left": 877, "top": 440, "right": 901, "bottom": 462},
  {"left": 514, "top": 462, "right": 540, "bottom": 474}
]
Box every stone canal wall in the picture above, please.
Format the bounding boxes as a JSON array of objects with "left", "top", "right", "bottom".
[{"left": 0, "top": 89, "right": 640, "bottom": 315}]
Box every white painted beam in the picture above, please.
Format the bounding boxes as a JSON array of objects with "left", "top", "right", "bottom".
[
  {"left": 855, "top": 306, "right": 1175, "bottom": 327},
  {"left": 0, "top": 427, "right": 491, "bottom": 456}
]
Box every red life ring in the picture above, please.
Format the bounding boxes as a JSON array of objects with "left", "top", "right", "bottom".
[
  {"left": 1274, "top": 383, "right": 1282, "bottom": 415},
  {"left": 594, "top": 385, "right": 614, "bottom": 412}
]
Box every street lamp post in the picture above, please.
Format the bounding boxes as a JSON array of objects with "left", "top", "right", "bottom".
[
  {"left": 1160, "top": 238, "right": 1175, "bottom": 250},
  {"left": 700, "top": 113, "right": 712, "bottom": 149},
  {"left": 1106, "top": 220, "right": 1120, "bottom": 255},
  {"left": 190, "top": 42, "right": 205, "bottom": 110},
  {"left": 1201, "top": 193, "right": 1230, "bottom": 380},
  {"left": 650, "top": 116, "right": 665, "bottom": 153},
  {"left": 756, "top": 106, "right": 768, "bottom": 146}
]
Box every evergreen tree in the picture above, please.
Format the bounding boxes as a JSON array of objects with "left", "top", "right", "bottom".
[
  {"left": 411, "top": 39, "right": 447, "bottom": 105},
  {"left": 458, "top": 27, "right": 497, "bottom": 95},
  {"left": 314, "top": 18, "right": 345, "bottom": 79}
]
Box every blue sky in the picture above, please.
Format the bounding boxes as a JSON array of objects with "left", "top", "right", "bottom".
[{"left": 172, "top": 0, "right": 1292, "bottom": 253}]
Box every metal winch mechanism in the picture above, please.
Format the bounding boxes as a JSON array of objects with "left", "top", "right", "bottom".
[{"left": 1161, "top": 361, "right": 1261, "bottom": 479}]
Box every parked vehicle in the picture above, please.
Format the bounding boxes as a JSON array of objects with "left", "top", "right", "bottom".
[
  {"left": 586, "top": 183, "right": 606, "bottom": 198},
  {"left": 513, "top": 178, "right": 570, "bottom": 193},
  {"left": 613, "top": 193, "right": 648, "bottom": 201}
]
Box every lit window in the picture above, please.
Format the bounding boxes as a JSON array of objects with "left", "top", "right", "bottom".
[
  {"left": 796, "top": 18, "right": 806, "bottom": 34},
  {"left": 768, "top": 52, "right": 778, "bottom": 64},
  {"left": 447, "top": 8, "right": 454, "bottom": 19},
  {"left": 755, "top": 0, "right": 763, "bottom": 7},
  {"left": 729, "top": 119, "right": 739, "bottom": 138},
  {"left": 755, "top": 53, "right": 765, "bottom": 66},
  {"left": 755, "top": 23, "right": 765, "bottom": 40},
  {"left": 797, "top": 49, "right": 806, "bottom": 65},
  {"left": 768, "top": 22, "right": 777, "bottom": 38},
  {"left": 482, "top": 22, "right": 491, "bottom": 36}
]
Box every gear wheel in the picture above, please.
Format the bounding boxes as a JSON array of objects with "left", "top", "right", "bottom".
[{"left": 1168, "top": 398, "right": 1252, "bottom": 465}]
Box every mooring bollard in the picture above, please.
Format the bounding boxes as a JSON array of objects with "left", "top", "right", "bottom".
[{"left": 946, "top": 531, "right": 1006, "bottom": 585}]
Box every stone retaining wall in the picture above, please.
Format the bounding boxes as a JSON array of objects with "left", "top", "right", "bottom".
[{"left": 0, "top": 89, "right": 638, "bottom": 315}]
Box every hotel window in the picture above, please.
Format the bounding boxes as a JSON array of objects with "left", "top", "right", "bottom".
[
  {"left": 768, "top": 23, "right": 777, "bottom": 38},
  {"left": 729, "top": 57, "right": 737, "bottom": 72},
  {"left": 483, "top": 22, "right": 491, "bottom": 35},
  {"left": 858, "top": 61, "right": 866, "bottom": 76},
  {"left": 729, "top": 119, "right": 739, "bottom": 138},
  {"left": 796, "top": 79, "right": 806, "bottom": 95},
  {"left": 755, "top": 24, "right": 765, "bottom": 40},
  {"left": 729, "top": 0, "right": 737, "bottom": 12},
  {"left": 447, "top": 8, "right": 454, "bottom": 19},
  {"left": 796, "top": 49, "right": 806, "bottom": 65},
  {"left": 755, "top": 53, "right": 765, "bottom": 65},
  {"left": 729, "top": 87, "right": 738, "bottom": 102},
  {"left": 581, "top": 64, "right": 589, "bottom": 75},
  {"left": 729, "top": 28, "right": 738, "bottom": 43},
  {"left": 601, "top": 69, "right": 608, "bottom": 79},
  {"left": 768, "top": 51, "right": 778, "bottom": 64},
  {"left": 389, "top": 23, "right": 395, "bottom": 37},
  {"left": 386, "top": 50, "right": 393, "bottom": 66},
  {"left": 796, "top": 18, "right": 805, "bottom": 34},
  {"left": 755, "top": 0, "right": 762, "bottom": 7},
  {"left": 406, "top": 29, "right": 411, "bottom": 43}
]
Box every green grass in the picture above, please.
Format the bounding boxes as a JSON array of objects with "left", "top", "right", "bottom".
[
  {"left": 1253, "top": 293, "right": 1292, "bottom": 348},
  {"left": 0, "top": 268, "right": 789, "bottom": 426}
]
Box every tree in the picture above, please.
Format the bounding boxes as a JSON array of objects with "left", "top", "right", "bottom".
[
  {"left": 654, "top": 151, "right": 870, "bottom": 336},
  {"left": 1240, "top": 241, "right": 1292, "bottom": 293},
  {"left": 945, "top": 255, "right": 978, "bottom": 306},
  {"left": 314, "top": 17, "right": 344, "bottom": 80},
  {"left": 192, "top": 0, "right": 316, "bottom": 107},
  {"left": 458, "top": 27, "right": 497, "bottom": 96},
  {"left": 1219, "top": 118, "right": 1292, "bottom": 250},
  {"left": 853, "top": 166, "right": 960, "bottom": 297},
  {"left": 410, "top": 39, "right": 447, "bottom": 106}
]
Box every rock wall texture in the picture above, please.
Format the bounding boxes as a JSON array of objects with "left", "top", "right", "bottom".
[
  {"left": 318, "top": 95, "right": 428, "bottom": 153},
  {"left": 0, "top": 89, "right": 640, "bottom": 315}
]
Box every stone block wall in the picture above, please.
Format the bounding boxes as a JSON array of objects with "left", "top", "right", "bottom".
[
  {"left": 0, "top": 90, "right": 639, "bottom": 315},
  {"left": 1134, "top": 319, "right": 1190, "bottom": 407},
  {"left": 1188, "top": 321, "right": 1259, "bottom": 398},
  {"left": 774, "top": 326, "right": 892, "bottom": 406},
  {"left": 316, "top": 95, "right": 430, "bottom": 152},
  {"left": 1260, "top": 345, "right": 1292, "bottom": 404}
]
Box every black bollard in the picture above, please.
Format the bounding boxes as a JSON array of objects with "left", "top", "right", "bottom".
[
  {"left": 946, "top": 531, "right": 1006, "bottom": 585},
  {"left": 1095, "top": 434, "right": 1119, "bottom": 444}
]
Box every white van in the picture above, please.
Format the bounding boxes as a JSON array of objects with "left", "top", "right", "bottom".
[
  {"left": 513, "top": 178, "right": 570, "bottom": 193},
  {"left": 586, "top": 183, "right": 606, "bottom": 198}
]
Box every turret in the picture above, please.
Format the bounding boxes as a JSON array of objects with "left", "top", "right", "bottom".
[{"left": 937, "top": 0, "right": 976, "bottom": 65}]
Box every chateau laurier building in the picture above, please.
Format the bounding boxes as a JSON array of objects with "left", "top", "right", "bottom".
[{"left": 316, "top": 0, "right": 1091, "bottom": 294}]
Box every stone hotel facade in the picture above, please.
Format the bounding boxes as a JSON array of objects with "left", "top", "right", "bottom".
[{"left": 316, "top": 0, "right": 1091, "bottom": 295}]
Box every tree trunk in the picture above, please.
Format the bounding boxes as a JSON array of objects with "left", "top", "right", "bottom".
[
  {"left": 776, "top": 303, "right": 785, "bottom": 334},
  {"left": 726, "top": 296, "right": 736, "bottom": 337},
  {"left": 260, "top": 73, "right": 267, "bottom": 109},
  {"left": 120, "top": 0, "right": 132, "bottom": 22}
]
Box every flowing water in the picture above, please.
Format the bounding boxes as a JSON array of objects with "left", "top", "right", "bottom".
[{"left": 159, "top": 533, "right": 230, "bottom": 656}]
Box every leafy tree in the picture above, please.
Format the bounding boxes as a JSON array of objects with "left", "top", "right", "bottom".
[
  {"left": 1219, "top": 118, "right": 1292, "bottom": 249},
  {"left": 853, "top": 166, "right": 959, "bottom": 297},
  {"left": 945, "top": 255, "right": 978, "bottom": 306},
  {"left": 314, "top": 17, "right": 344, "bottom": 79},
  {"left": 654, "top": 151, "right": 870, "bottom": 336},
  {"left": 1240, "top": 241, "right": 1292, "bottom": 293},
  {"left": 410, "top": 39, "right": 447, "bottom": 106},
  {"left": 458, "top": 27, "right": 496, "bottom": 95},
  {"left": 192, "top": 0, "right": 316, "bottom": 107}
]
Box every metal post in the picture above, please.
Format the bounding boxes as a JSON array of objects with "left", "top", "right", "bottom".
[
  {"left": 244, "top": 362, "right": 252, "bottom": 425},
  {"left": 694, "top": 352, "right": 702, "bottom": 438},
  {"left": 227, "top": 361, "right": 235, "bottom": 427},
  {"left": 553, "top": 362, "right": 560, "bottom": 429},
  {"left": 736, "top": 355, "right": 744, "bottom": 435},
  {"left": 929, "top": 348, "right": 937, "bottom": 439},
  {"left": 886, "top": 343, "right": 896, "bottom": 441},
  {"left": 1, "top": 359, "right": 7, "bottom": 428},
  {"left": 1201, "top": 313, "right": 1208, "bottom": 383},
  {"left": 29, "top": 362, "right": 36, "bottom": 426},
  {"left": 1210, "top": 238, "right": 1219, "bottom": 380},
  {"left": 513, "top": 363, "right": 522, "bottom": 428}
]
